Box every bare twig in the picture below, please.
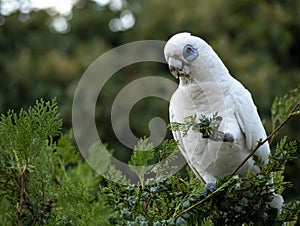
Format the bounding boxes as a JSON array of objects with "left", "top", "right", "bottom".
[
  {"left": 16, "top": 159, "right": 31, "bottom": 226},
  {"left": 17, "top": 172, "right": 25, "bottom": 226},
  {"left": 231, "top": 100, "right": 300, "bottom": 176}
]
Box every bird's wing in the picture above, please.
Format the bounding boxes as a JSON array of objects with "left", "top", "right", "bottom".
[{"left": 233, "top": 82, "right": 270, "bottom": 163}]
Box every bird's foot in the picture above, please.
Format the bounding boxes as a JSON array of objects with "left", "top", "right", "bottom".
[
  {"left": 209, "top": 131, "right": 234, "bottom": 143},
  {"left": 203, "top": 182, "right": 216, "bottom": 196},
  {"left": 223, "top": 132, "right": 234, "bottom": 142}
]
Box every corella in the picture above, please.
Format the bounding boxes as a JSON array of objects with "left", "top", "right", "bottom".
[{"left": 164, "top": 32, "right": 283, "bottom": 213}]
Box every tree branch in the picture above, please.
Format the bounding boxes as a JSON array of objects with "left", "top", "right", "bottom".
[{"left": 17, "top": 171, "right": 25, "bottom": 226}]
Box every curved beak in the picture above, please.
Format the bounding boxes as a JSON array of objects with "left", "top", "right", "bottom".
[
  {"left": 168, "top": 57, "right": 183, "bottom": 79},
  {"left": 168, "top": 57, "right": 190, "bottom": 79}
]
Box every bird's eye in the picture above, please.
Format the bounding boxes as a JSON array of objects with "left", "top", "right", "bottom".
[{"left": 183, "top": 45, "right": 198, "bottom": 62}]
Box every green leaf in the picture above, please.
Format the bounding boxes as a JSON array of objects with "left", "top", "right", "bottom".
[
  {"left": 129, "top": 137, "right": 155, "bottom": 186},
  {"left": 129, "top": 137, "right": 154, "bottom": 167},
  {"left": 271, "top": 85, "right": 300, "bottom": 130}
]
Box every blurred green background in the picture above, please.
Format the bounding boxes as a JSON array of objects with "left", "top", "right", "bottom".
[{"left": 1, "top": 0, "right": 299, "bottom": 200}]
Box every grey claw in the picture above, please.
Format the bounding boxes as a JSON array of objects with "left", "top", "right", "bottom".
[
  {"left": 203, "top": 182, "right": 216, "bottom": 196},
  {"left": 208, "top": 131, "right": 234, "bottom": 143},
  {"left": 223, "top": 133, "right": 234, "bottom": 142},
  {"left": 209, "top": 131, "right": 224, "bottom": 141}
]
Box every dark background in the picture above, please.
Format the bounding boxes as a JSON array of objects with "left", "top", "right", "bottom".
[{"left": 0, "top": 0, "right": 299, "bottom": 200}]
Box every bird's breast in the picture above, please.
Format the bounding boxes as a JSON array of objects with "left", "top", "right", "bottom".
[
  {"left": 178, "top": 82, "right": 233, "bottom": 116},
  {"left": 171, "top": 82, "right": 252, "bottom": 176}
]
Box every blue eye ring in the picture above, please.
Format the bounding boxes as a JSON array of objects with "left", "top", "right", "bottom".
[{"left": 183, "top": 45, "right": 198, "bottom": 62}]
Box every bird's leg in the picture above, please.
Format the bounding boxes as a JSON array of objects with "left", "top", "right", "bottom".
[
  {"left": 209, "top": 131, "right": 234, "bottom": 143},
  {"left": 201, "top": 174, "right": 217, "bottom": 196},
  {"left": 203, "top": 182, "right": 216, "bottom": 196}
]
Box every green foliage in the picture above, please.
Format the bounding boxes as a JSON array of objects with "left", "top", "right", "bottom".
[
  {"left": 0, "top": 99, "right": 111, "bottom": 225},
  {"left": 129, "top": 138, "right": 155, "bottom": 187},
  {"left": 269, "top": 137, "right": 298, "bottom": 183},
  {"left": 271, "top": 85, "right": 300, "bottom": 131},
  {"left": 130, "top": 138, "right": 155, "bottom": 166},
  {"left": 168, "top": 113, "right": 223, "bottom": 140},
  {"left": 0, "top": 98, "right": 62, "bottom": 225},
  {"left": 101, "top": 135, "right": 300, "bottom": 225},
  {"left": 102, "top": 170, "right": 204, "bottom": 225}
]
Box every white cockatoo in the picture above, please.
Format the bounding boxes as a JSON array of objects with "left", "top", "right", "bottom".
[{"left": 164, "top": 32, "right": 283, "bottom": 212}]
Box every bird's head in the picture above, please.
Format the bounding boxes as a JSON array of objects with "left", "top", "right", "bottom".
[{"left": 164, "top": 32, "right": 228, "bottom": 84}]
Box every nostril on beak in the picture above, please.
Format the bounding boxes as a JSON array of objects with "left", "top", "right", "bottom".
[{"left": 168, "top": 57, "right": 183, "bottom": 70}]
